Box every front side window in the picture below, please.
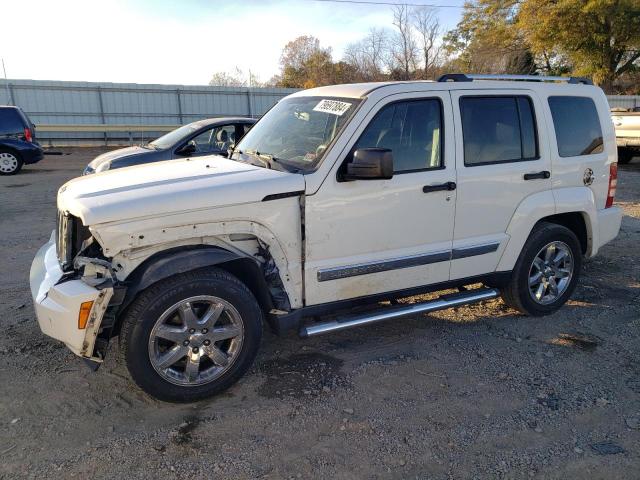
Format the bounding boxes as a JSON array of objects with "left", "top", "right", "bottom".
[
  {"left": 149, "top": 124, "right": 199, "bottom": 150},
  {"left": 461, "top": 96, "right": 538, "bottom": 166},
  {"left": 548, "top": 96, "right": 603, "bottom": 157},
  {"left": 232, "top": 96, "right": 361, "bottom": 172},
  {"left": 352, "top": 99, "right": 443, "bottom": 172},
  {"left": 191, "top": 125, "right": 235, "bottom": 153}
]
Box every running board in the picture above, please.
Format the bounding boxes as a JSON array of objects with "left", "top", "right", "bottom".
[{"left": 299, "top": 288, "right": 500, "bottom": 337}]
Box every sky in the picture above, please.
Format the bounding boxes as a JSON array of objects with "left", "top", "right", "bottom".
[{"left": 1, "top": 0, "right": 466, "bottom": 86}]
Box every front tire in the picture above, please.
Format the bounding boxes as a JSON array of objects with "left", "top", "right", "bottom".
[
  {"left": 502, "top": 222, "right": 582, "bottom": 316},
  {"left": 0, "top": 149, "right": 23, "bottom": 175},
  {"left": 119, "top": 268, "right": 263, "bottom": 402}
]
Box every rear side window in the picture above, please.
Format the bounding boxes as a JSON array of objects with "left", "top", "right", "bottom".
[
  {"left": 460, "top": 96, "right": 538, "bottom": 166},
  {"left": 548, "top": 96, "right": 603, "bottom": 157},
  {"left": 0, "top": 108, "right": 26, "bottom": 135},
  {"left": 353, "top": 99, "right": 443, "bottom": 173}
]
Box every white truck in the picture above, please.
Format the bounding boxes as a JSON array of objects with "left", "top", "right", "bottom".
[
  {"left": 612, "top": 107, "right": 640, "bottom": 164},
  {"left": 30, "top": 74, "right": 622, "bottom": 402}
]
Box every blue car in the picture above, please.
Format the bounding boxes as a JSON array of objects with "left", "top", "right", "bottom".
[
  {"left": 84, "top": 117, "right": 256, "bottom": 174},
  {"left": 0, "top": 106, "right": 44, "bottom": 175}
]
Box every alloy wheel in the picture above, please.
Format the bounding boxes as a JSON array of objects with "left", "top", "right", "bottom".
[
  {"left": 147, "top": 295, "right": 244, "bottom": 386},
  {"left": 528, "top": 241, "right": 574, "bottom": 305}
]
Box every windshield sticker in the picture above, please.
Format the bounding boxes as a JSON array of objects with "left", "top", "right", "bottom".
[{"left": 313, "top": 99, "right": 352, "bottom": 116}]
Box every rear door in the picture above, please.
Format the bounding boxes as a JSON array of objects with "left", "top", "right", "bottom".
[{"left": 449, "top": 89, "right": 552, "bottom": 280}]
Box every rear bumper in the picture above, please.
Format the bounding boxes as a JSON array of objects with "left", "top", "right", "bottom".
[
  {"left": 594, "top": 206, "right": 622, "bottom": 252},
  {"left": 30, "top": 232, "right": 112, "bottom": 358},
  {"left": 21, "top": 142, "right": 44, "bottom": 164}
]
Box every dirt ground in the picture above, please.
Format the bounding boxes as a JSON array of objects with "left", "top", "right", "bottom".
[{"left": 0, "top": 149, "right": 639, "bottom": 479}]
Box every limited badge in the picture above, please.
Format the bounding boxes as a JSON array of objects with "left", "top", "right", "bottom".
[{"left": 583, "top": 168, "right": 594, "bottom": 186}]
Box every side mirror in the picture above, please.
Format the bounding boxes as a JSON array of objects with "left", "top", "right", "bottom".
[
  {"left": 178, "top": 140, "right": 197, "bottom": 156},
  {"left": 345, "top": 148, "right": 394, "bottom": 180}
]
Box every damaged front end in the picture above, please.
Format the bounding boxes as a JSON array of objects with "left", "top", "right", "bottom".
[{"left": 30, "top": 211, "right": 122, "bottom": 368}]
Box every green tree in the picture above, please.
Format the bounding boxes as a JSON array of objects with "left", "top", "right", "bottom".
[
  {"left": 443, "top": 0, "right": 537, "bottom": 74},
  {"left": 444, "top": 0, "right": 640, "bottom": 91},
  {"left": 519, "top": 0, "right": 640, "bottom": 90}
]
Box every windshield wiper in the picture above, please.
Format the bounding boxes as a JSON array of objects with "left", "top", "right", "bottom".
[
  {"left": 235, "top": 149, "right": 270, "bottom": 169},
  {"left": 256, "top": 152, "right": 302, "bottom": 173}
]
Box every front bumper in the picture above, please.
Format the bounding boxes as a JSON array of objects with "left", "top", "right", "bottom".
[{"left": 30, "top": 232, "right": 112, "bottom": 359}]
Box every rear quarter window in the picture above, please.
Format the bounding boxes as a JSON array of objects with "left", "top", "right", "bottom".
[
  {"left": 548, "top": 96, "right": 603, "bottom": 157},
  {"left": 0, "top": 108, "right": 26, "bottom": 135}
]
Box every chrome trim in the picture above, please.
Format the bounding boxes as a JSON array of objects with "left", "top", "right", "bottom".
[
  {"left": 317, "top": 242, "right": 500, "bottom": 282},
  {"left": 300, "top": 288, "right": 500, "bottom": 337},
  {"left": 317, "top": 250, "right": 451, "bottom": 282},
  {"left": 451, "top": 242, "right": 500, "bottom": 260}
]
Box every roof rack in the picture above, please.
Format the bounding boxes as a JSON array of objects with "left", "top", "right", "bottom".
[{"left": 437, "top": 73, "right": 593, "bottom": 85}]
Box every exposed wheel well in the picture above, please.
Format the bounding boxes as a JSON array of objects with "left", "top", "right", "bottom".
[
  {"left": 109, "top": 247, "right": 278, "bottom": 338},
  {"left": 535, "top": 212, "right": 588, "bottom": 254}
]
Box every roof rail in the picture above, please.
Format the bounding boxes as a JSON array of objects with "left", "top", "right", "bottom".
[{"left": 437, "top": 73, "right": 593, "bottom": 85}]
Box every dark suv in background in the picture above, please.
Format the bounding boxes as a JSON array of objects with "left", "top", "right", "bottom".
[{"left": 0, "top": 106, "right": 44, "bottom": 175}]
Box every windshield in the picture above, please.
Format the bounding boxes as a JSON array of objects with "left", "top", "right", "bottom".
[
  {"left": 149, "top": 124, "right": 200, "bottom": 150},
  {"left": 231, "top": 96, "right": 361, "bottom": 172}
]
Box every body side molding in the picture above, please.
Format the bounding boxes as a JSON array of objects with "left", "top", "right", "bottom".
[{"left": 317, "top": 242, "right": 500, "bottom": 282}]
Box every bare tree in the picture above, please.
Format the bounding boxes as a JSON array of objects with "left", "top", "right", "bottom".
[
  {"left": 391, "top": 4, "right": 418, "bottom": 80},
  {"left": 344, "top": 28, "right": 390, "bottom": 81},
  {"left": 412, "top": 7, "right": 441, "bottom": 79},
  {"left": 209, "top": 67, "right": 246, "bottom": 87}
]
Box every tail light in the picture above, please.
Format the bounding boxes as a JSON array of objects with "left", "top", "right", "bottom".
[
  {"left": 605, "top": 163, "right": 617, "bottom": 208},
  {"left": 23, "top": 127, "right": 32, "bottom": 142}
]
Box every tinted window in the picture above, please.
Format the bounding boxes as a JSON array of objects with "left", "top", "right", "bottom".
[
  {"left": 548, "top": 96, "right": 603, "bottom": 157},
  {"left": 0, "top": 108, "right": 26, "bottom": 135},
  {"left": 461, "top": 96, "right": 538, "bottom": 166},
  {"left": 353, "top": 99, "right": 442, "bottom": 172}
]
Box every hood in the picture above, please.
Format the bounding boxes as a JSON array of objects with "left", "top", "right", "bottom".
[
  {"left": 87, "top": 146, "right": 151, "bottom": 169},
  {"left": 58, "top": 156, "right": 305, "bottom": 225}
]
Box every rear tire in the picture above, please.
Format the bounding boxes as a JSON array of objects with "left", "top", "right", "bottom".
[
  {"left": 502, "top": 222, "right": 582, "bottom": 316},
  {"left": 119, "top": 268, "right": 263, "bottom": 402},
  {"left": 0, "top": 149, "right": 23, "bottom": 175}
]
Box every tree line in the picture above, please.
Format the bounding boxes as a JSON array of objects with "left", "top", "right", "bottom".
[{"left": 210, "top": 0, "right": 640, "bottom": 94}]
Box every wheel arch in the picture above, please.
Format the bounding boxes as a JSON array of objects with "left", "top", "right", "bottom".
[
  {"left": 111, "top": 245, "right": 277, "bottom": 336},
  {"left": 497, "top": 189, "right": 596, "bottom": 272}
]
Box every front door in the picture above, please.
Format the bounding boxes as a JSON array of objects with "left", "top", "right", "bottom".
[{"left": 304, "top": 92, "right": 456, "bottom": 306}]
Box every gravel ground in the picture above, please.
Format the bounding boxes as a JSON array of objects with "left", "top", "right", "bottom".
[{"left": 1, "top": 149, "right": 639, "bottom": 479}]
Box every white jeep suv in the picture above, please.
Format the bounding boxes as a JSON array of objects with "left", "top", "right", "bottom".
[{"left": 30, "top": 74, "right": 622, "bottom": 402}]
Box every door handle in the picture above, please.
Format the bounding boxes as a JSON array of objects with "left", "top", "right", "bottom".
[
  {"left": 423, "top": 181, "right": 456, "bottom": 193},
  {"left": 524, "top": 171, "right": 551, "bottom": 180}
]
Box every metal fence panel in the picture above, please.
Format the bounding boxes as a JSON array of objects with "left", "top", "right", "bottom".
[
  {"left": 1, "top": 78, "right": 638, "bottom": 146},
  {"left": 0, "top": 79, "right": 298, "bottom": 145}
]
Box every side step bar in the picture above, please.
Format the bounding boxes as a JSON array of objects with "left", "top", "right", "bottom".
[{"left": 299, "top": 288, "right": 500, "bottom": 337}]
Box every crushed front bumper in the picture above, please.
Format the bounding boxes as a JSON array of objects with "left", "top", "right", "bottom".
[{"left": 30, "top": 232, "right": 112, "bottom": 359}]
